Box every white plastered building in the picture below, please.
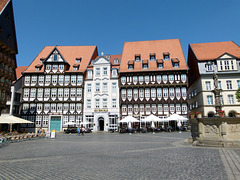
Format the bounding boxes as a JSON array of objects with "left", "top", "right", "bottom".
[{"left": 83, "top": 54, "right": 120, "bottom": 131}]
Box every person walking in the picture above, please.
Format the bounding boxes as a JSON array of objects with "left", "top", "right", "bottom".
[
  {"left": 81, "top": 126, "right": 85, "bottom": 136},
  {"left": 77, "top": 127, "right": 81, "bottom": 136}
]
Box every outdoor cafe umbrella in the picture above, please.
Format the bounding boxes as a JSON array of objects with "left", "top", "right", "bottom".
[
  {"left": 119, "top": 116, "right": 139, "bottom": 131},
  {"left": 142, "top": 114, "right": 162, "bottom": 122},
  {"left": 64, "top": 122, "right": 76, "bottom": 126},
  {"left": 119, "top": 116, "right": 140, "bottom": 123},
  {"left": 0, "top": 115, "right": 34, "bottom": 132},
  {"left": 166, "top": 114, "right": 188, "bottom": 122}
]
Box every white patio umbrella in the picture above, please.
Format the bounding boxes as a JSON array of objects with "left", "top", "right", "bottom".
[
  {"left": 64, "top": 122, "right": 76, "bottom": 126},
  {"left": 119, "top": 116, "right": 140, "bottom": 123},
  {"left": 119, "top": 116, "right": 139, "bottom": 133},
  {"left": 0, "top": 115, "right": 33, "bottom": 132},
  {"left": 142, "top": 114, "right": 159, "bottom": 122},
  {"left": 0, "top": 115, "right": 34, "bottom": 124},
  {"left": 166, "top": 114, "right": 188, "bottom": 122}
]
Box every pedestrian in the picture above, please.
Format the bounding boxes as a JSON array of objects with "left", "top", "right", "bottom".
[
  {"left": 77, "top": 127, "right": 81, "bottom": 136},
  {"left": 82, "top": 126, "right": 85, "bottom": 136}
]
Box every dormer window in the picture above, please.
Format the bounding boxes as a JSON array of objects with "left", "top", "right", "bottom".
[
  {"left": 75, "top": 57, "right": 82, "bottom": 63},
  {"left": 114, "top": 58, "right": 119, "bottom": 64},
  {"left": 40, "top": 57, "right": 45, "bottom": 62},
  {"left": 53, "top": 54, "right": 58, "bottom": 61},
  {"left": 206, "top": 61, "right": 213, "bottom": 71},
  {"left": 142, "top": 60, "right": 148, "bottom": 69},
  {"left": 73, "top": 67, "right": 78, "bottom": 71},
  {"left": 128, "top": 60, "right": 134, "bottom": 70},
  {"left": 157, "top": 59, "right": 164, "bottom": 69},
  {"left": 135, "top": 54, "right": 141, "bottom": 62},
  {"left": 171, "top": 58, "right": 180, "bottom": 68},
  {"left": 174, "top": 63, "right": 179, "bottom": 68},
  {"left": 150, "top": 53, "right": 156, "bottom": 61},
  {"left": 163, "top": 52, "right": 170, "bottom": 60},
  {"left": 35, "top": 64, "right": 43, "bottom": 71},
  {"left": 106, "top": 54, "right": 111, "bottom": 59},
  {"left": 128, "top": 65, "right": 133, "bottom": 70},
  {"left": 73, "top": 64, "right": 80, "bottom": 71}
]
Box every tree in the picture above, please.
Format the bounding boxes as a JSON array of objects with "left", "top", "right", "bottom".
[{"left": 235, "top": 87, "right": 240, "bottom": 102}]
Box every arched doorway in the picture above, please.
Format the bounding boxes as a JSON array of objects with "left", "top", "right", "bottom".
[
  {"left": 98, "top": 117, "right": 104, "bottom": 131},
  {"left": 208, "top": 111, "right": 215, "bottom": 117},
  {"left": 228, "top": 111, "right": 236, "bottom": 117}
]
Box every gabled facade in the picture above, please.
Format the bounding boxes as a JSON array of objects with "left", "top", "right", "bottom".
[
  {"left": 0, "top": 0, "right": 18, "bottom": 115},
  {"left": 83, "top": 53, "right": 120, "bottom": 131},
  {"left": 21, "top": 46, "right": 98, "bottom": 131},
  {"left": 119, "top": 39, "right": 188, "bottom": 125},
  {"left": 188, "top": 41, "right": 240, "bottom": 117}
]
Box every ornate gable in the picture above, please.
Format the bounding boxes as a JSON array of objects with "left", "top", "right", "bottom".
[
  {"left": 43, "top": 47, "right": 68, "bottom": 64},
  {"left": 93, "top": 56, "right": 110, "bottom": 65}
]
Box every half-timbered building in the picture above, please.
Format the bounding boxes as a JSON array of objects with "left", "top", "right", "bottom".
[
  {"left": 21, "top": 46, "right": 98, "bottom": 131},
  {"left": 119, "top": 39, "right": 188, "bottom": 123},
  {"left": 0, "top": 0, "right": 18, "bottom": 115}
]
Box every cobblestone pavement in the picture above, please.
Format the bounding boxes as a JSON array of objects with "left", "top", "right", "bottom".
[{"left": 0, "top": 132, "right": 239, "bottom": 180}]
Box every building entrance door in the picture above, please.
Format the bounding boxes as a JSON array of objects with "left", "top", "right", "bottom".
[
  {"left": 98, "top": 117, "right": 104, "bottom": 131},
  {"left": 50, "top": 116, "right": 61, "bottom": 131}
]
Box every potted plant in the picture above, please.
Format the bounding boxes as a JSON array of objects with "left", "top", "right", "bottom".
[
  {"left": 196, "top": 111, "right": 202, "bottom": 118},
  {"left": 218, "top": 110, "right": 225, "bottom": 117},
  {"left": 189, "top": 112, "right": 195, "bottom": 118}
]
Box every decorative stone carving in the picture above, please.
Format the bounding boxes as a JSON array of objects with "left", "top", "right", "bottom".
[
  {"left": 204, "top": 125, "right": 218, "bottom": 135},
  {"left": 229, "top": 124, "right": 240, "bottom": 134},
  {"left": 212, "top": 73, "right": 222, "bottom": 114}
]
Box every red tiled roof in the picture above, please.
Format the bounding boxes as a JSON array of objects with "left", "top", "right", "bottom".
[
  {"left": 15, "top": 66, "right": 28, "bottom": 80},
  {"left": 24, "top": 46, "right": 97, "bottom": 73},
  {"left": 119, "top": 39, "right": 187, "bottom": 73},
  {"left": 0, "top": 0, "right": 9, "bottom": 14},
  {"left": 190, "top": 41, "right": 240, "bottom": 61}
]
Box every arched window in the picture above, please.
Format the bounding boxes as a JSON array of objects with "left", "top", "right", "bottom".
[
  {"left": 208, "top": 111, "right": 215, "bottom": 117},
  {"left": 228, "top": 111, "right": 236, "bottom": 117}
]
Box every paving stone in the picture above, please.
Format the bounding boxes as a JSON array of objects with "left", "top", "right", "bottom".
[{"left": 0, "top": 132, "right": 229, "bottom": 179}]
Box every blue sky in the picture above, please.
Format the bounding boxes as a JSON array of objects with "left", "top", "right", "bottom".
[{"left": 13, "top": 0, "right": 240, "bottom": 67}]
